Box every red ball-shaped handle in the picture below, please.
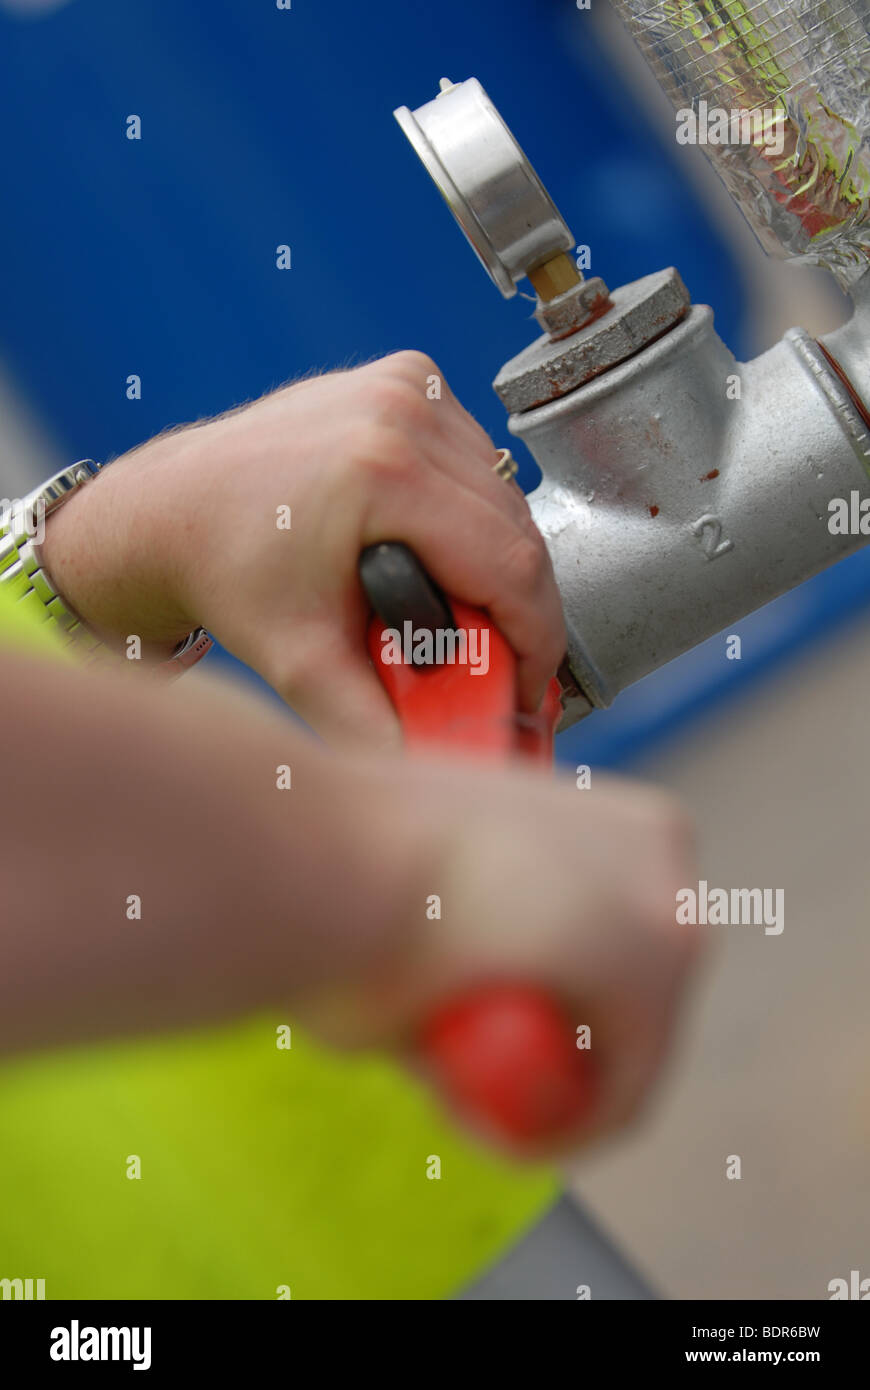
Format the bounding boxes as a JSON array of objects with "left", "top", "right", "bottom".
[{"left": 419, "top": 984, "right": 597, "bottom": 1144}]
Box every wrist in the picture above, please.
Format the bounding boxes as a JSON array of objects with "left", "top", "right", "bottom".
[
  {"left": 39, "top": 453, "right": 196, "bottom": 660},
  {"left": 284, "top": 752, "right": 455, "bottom": 1045}
]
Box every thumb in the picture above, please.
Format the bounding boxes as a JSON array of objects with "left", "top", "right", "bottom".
[{"left": 276, "top": 632, "right": 404, "bottom": 753}]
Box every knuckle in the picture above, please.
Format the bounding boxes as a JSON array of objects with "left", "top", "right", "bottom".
[
  {"left": 365, "top": 373, "right": 429, "bottom": 434},
  {"left": 385, "top": 348, "right": 440, "bottom": 381},
  {"left": 502, "top": 531, "right": 547, "bottom": 595},
  {"left": 357, "top": 426, "right": 415, "bottom": 486}
]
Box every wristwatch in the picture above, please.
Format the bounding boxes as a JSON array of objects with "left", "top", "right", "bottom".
[{"left": 0, "top": 458, "right": 213, "bottom": 676}]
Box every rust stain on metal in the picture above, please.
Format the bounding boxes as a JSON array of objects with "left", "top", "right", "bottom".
[
  {"left": 515, "top": 303, "right": 690, "bottom": 413},
  {"left": 644, "top": 417, "right": 673, "bottom": 454},
  {"left": 586, "top": 292, "right": 613, "bottom": 325}
]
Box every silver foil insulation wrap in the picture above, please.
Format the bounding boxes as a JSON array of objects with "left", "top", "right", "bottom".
[{"left": 610, "top": 0, "right": 870, "bottom": 287}]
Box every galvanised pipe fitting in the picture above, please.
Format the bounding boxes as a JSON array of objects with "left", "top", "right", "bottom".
[{"left": 509, "top": 275, "right": 870, "bottom": 725}]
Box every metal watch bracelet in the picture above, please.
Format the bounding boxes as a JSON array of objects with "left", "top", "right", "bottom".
[{"left": 0, "top": 459, "right": 212, "bottom": 676}]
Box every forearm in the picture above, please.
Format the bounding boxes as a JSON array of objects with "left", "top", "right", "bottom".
[{"left": 0, "top": 652, "right": 417, "bottom": 1055}]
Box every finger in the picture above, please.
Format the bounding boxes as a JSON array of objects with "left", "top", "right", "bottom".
[
  {"left": 372, "top": 352, "right": 534, "bottom": 524},
  {"left": 408, "top": 415, "right": 566, "bottom": 709},
  {"left": 482, "top": 535, "right": 566, "bottom": 713},
  {"left": 361, "top": 467, "right": 565, "bottom": 711},
  {"left": 429, "top": 407, "right": 535, "bottom": 524}
]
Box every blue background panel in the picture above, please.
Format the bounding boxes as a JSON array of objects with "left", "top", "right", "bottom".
[{"left": 0, "top": 0, "right": 857, "bottom": 765}]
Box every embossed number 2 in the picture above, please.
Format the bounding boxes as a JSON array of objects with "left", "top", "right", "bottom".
[{"left": 691, "top": 513, "right": 734, "bottom": 561}]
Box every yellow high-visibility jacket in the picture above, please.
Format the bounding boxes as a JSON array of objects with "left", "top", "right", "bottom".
[{"left": 0, "top": 579, "right": 554, "bottom": 1299}]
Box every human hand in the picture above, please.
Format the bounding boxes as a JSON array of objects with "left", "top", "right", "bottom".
[
  {"left": 300, "top": 754, "right": 700, "bottom": 1155},
  {"left": 40, "top": 353, "right": 566, "bottom": 748}
]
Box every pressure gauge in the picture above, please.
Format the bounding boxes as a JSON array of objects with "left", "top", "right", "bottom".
[{"left": 394, "top": 77, "right": 577, "bottom": 300}]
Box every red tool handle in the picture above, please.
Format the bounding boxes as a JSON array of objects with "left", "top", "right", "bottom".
[
  {"left": 420, "top": 984, "right": 595, "bottom": 1145},
  {"left": 366, "top": 587, "right": 596, "bottom": 1145}
]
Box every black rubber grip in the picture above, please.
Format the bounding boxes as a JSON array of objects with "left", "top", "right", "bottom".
[{"left": 358, "top": 542, "right": 455, "bottom": 635}]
